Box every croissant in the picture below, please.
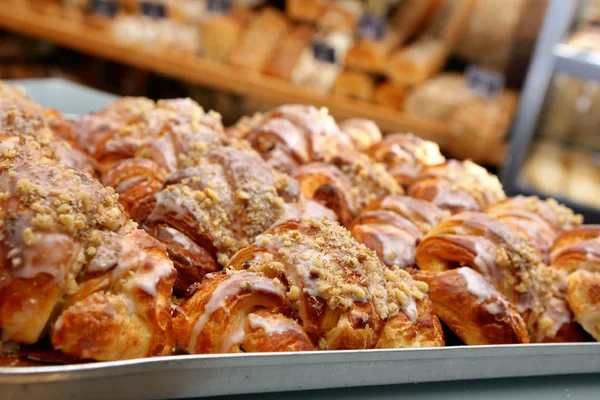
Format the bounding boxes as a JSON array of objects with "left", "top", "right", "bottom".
[
  {"left": 233, "top": 105, "right": 357, "bottom": 174},
  {"left": 174, "top": 272, "right": 315, "bottom": 353},
  {"left": 175, "top": 218, "right": 444, "bottom": 352},
  {"left": 74, "top": 96, "right": 155, "bottom": 156},
  {"left": 338, "top": 118, "right": 382, "bottom": 152},
  {"left": 350, "top": 195, "right": 450, "bottom": 268},
  {"left": 77, "top": 98, "right": 225, "bottom": 173},
  {"left": 408, "top": 160, "right": 506, "bottom": 213},
  {"left": 411, "top": 268, "right": 529, "bottom": 345},
  {"left": 415, "top": 212, "right": 579, "bottom": 342},
  {"left": 551, "top": 225, "right": 600, "bottom": 273},
  {"left": 0, "top": 81, "right": 76, "bottom": 143},
  {"left": 293, "top": 154, "right": 403, "bottom": 226},
  {"left": 367, "top": 133, "right": 446, "bottom": 188},
  {"left": 566, "top": 270, "right": 600, "bottom": 341},
  {"left": 0, "top": 140, "right": 176, "bottom": 361},
  {"left": 0, "top": 100, "right": 98, "bottom": 177},
  {"left": 487, "top": 196, "right": 583, "bottom": 264},
  {"left": 132, "top": 144, "right": 333, "bottom": 295}
]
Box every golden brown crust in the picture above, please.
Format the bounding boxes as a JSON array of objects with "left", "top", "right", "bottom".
[
  {"left": 367, "top": 133, "right": 445, "bottom": 188},
  {"left": 242, "top": 105, "right": 356, "bottom": 171},
  {"left": 294, "top": 154, "right": 403, "bottom": 227},
  {"left": 487, "top": 196, "right": 582, "bottom": 263},
  {"left": 350, "top": 195, "right": 449, "bottom": 268},
  {"left": 415, "top": 212, "right": 564, "bottom": 341},
  {"left": 85, "top": 98, "right": 225, "bottom": 171},
  {"left": 0, "top": 100, "right": 98, "bottom": 177},
  {"left": 0, "top": 142, "right": 176, "bottom": 361},
  {"left": 409, "top": 160, "right": 506, "bottom": 213},
  {"left": 411, "top": 268, "right": 530, "bottom": 345},
  {"left": 338, "top": 119, "right": 382, "bottom": 152},
  {"left": 174, "top": 272, "right": 314, "bottom": 353},
  {"left": 0, "top": 81, "right": 76, "bottom": 143},
  {"left": 567, "top": 270, "right": 600, "bottom": 341},
  {"left": 227, "top": 218, "right": 444, "bottom": 350},
  {"left": 102, "top": 158, "right": 169, "bottom": 216},
  {"left": 551, "top": 226, "right": 600, "bottom": 273},
  {"left": 74, "top": 97, "right": 155, "bottom": 155},
  {"left": 134, "top": 146, "right": 297, "bottom": 292}
]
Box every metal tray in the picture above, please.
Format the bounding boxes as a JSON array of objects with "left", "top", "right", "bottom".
[{"left": 2, "top": 344, "right": 600, "bottom": 400}]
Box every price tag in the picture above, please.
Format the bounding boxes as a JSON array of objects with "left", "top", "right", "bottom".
[
  {"left": 465, "top": 65, "right": 505, "bottom": 99},
  {"left": 207, "top": 0, "right": 232, "bottom": 14},
  {"left": 88, "top": 0, "right": 118, "bottom": 17},
  {"left": 140, "top": 1, "right": 167, "bottom": 18},
  {"left": 358, "top": 13, "right": 386, "bottom": 41},
  {"left": 312, "top": 41, "right": 336, "bottom": 64}
]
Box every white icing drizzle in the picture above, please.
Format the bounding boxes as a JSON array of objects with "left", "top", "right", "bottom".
[
  {"left": 163, "top": 227, "right": 194, "bottom": 251},
  {"left": 457, "top": 267, "right": 494, "bottom": 304},
  {"left": 472, "top": 241, "right": 496, "bottom": 276},
  {"left": 484, "top": 302, "right": 503, "bottom": 315},
  {"left": 248, "top": 313, "right": 299, "bottom": 336},
  {"left": 13, "top": 234, "right": 81, "bottom": 281},
  {"left": 403, "top": 296, "right": 418, "bottom": 323},
  {"left": 357, "top": 224, "right": 416, "bottom": 268},
  {"left": 111, "top": 234, "right": 174, "bottom": 297},
  {"left": 221, "top": 324, "right": 247, "bottom": 353},
  {"left": 187, "top": 273, "right": 283, "bottom": 353}
]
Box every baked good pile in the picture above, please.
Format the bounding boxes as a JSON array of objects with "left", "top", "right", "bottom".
[{"left": 0, "top": 81, "right": 598, "bottom": 366}]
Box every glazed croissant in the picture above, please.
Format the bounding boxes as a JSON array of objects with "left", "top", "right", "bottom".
[
  {"left": 293, "top": 153, "right": 403, "bottom": 226},
  {"left": 487, "top": 195, "right": 582, "bottom": 264},
  {"left": 0, "top": 100, "right": 98, "bottom": 177},
  {"left": 338, "top": 118, "right": 382, "bottom": 152},
  {"left": 0, "top": 81, "right": 77, "bottom": 143},
  {"left": 367, "top": 133, "right": 446, "bottom": 188},
  {"left": 76, "top": 97, "right": 225, "bottom": 173},
  {"left": 0, "top": 136, "right": 176, "bottom": 361},
  {"left": 74, "top": 96, "right": 155, "bottom": 157},
  {"left": 132, "top": 144, "right": 334, "bottom": 295},
  {"left": 350, "top": 195, "right": 450, "bottom": 268},
  {"left": 415, "top": 212, "right": 583, "bottom": 343},
  {"left": 411, "top": 268, "right": 529, "bottom": 345},
  {"left": 175, "top": 218, "right": 444, "bottom": 353},
  {"left": 551, "top": 226, "right": 600, "bottom": 340},
  {"left": 408, "top": 160, "right": 506, "bottom": 214},
  {"left": 229, "top": 105, "right": 357, "bottom": 174}
]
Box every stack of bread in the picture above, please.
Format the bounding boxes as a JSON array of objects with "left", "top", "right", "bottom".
[
  {"left": 0, "top": 78, "right": 598, "bottom": 367},
  {"left": 15, "top": 0, "right": 519, "bottom": 162}
]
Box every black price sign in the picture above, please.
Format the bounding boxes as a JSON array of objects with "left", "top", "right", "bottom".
[
  {"left": 88, "top": 0, "right": 118, "bottom": 17},
  {"left": 358, "top": 13, "right": 386, "bottom": 41},
  {"left": 465, "top": 65, "right": 505, "bottom": 99},
  {"left": 140, "top": 1, "right": 167, "bottom": 18},
  {"left": 207, "top": 0, "right": 232, "bottom": 14},
  {"left": 312, "top": 41, "right": 336, "bottom": 64}
]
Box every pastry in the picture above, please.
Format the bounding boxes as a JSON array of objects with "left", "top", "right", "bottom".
[
  {"left": 228, "top": 8, "right": 290, "bottom": 71},
  {"left": 350, "top": 195, "right": 449, "bottom": 268},
  {"left": 332, "top": 71, "right": 375, "bottom": 102},
  {"left": 175, "top": 218, "right": 445, "bottom": 352},
  {"left": 293, "top": 153, "right": 403, "bottom": 226},
  {"left": 367, "top": 133, "right": 445, "bottom": 188},
  {"left": 408, "top": 159, "right": 506, "bottom": 213},
  {"left": 338, "top": 118, "right": 382, "bottom": 152}
]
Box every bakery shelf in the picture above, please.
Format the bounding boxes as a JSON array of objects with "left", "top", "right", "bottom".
[
  {"left": 0, "top": 3, "right": 463, "bottom": 155},
  {"left": 554, "top": 43, "right": 600, "bottom": 81}
]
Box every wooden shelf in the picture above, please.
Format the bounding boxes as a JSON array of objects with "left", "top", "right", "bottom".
[{"left": 0, "top": 3, "right": 505, "bottom": 164}]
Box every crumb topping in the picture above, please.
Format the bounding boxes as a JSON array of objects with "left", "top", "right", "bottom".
[{"left": 233, "top": 218, "right": 427, "bottom": 320}]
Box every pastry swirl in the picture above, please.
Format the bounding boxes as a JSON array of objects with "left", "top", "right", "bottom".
[
  {"left": 367, "top": 133, "right": 445, "bottom": 188},
  {"left": 294, "top": 154, "right": 403, "bottom": 226},
  {"left": 409, "top": 160, "right": 506, "bottom": 213},
  {"left": 0, "top": 147, "right": 175, "bottom": 360}
]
